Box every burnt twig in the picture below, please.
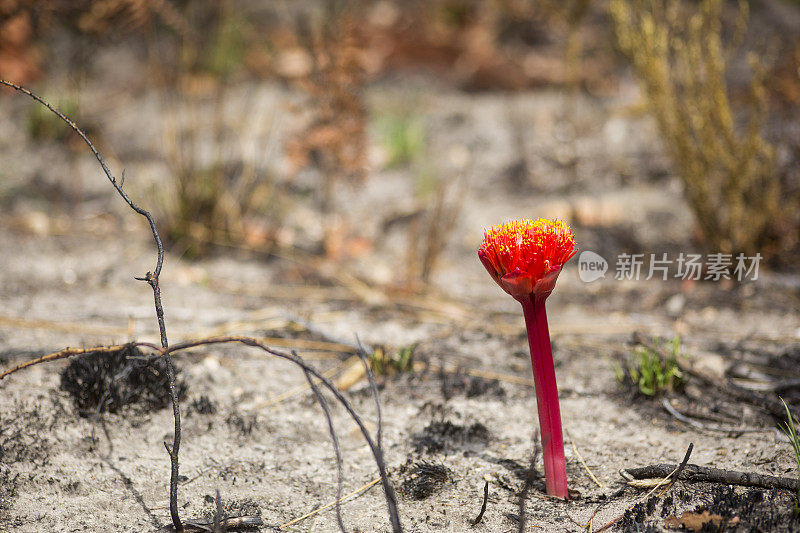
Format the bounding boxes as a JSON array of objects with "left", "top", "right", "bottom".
[
  {"left": 625, "top": 462, "right": 798, "bottom": 491},
  {"left": 355, "top": 336, "right": 383, "bottom": 449},
  {"left": 471, "top": 481, "right": 489, "bottom": 526},
  {"left": 303, "top": 366, "right": 346, "bottom": 533},
  {"left": 0, "top": 345, "right": 127, "bottom": 381},
  {"left": 656, "top": 442, "right": 693, "bottom": 496},
  {"left": 0, "top": 79, "right": 183, "bottom": 530},
  {"left": 212, "top": 489, "right": 224, "bottom": 533}
]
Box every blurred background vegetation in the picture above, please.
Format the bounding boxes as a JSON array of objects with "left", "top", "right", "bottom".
[{"left": 1, "top": 0, "right": 798, "bottom": 284}]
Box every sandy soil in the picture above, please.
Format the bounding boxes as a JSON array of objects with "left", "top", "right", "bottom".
[{"left": 1, "top": 70, "right": 799, "bottom": 532}]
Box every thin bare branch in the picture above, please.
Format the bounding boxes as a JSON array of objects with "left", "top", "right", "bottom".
[
  {"left": 0, "top": 79, "right": 182, "bottom": 531},
  {"left": 0, "top": 80, "right": 166, "bottom": 284},
  {"left": 279, "top": 478, "right": 381, "bottom": 530},
  {"left": 355, "top": 335, "right": 383, "bottom": 450},
  {"left": 0, "top": 345, "right": 128, "bottom": 381},
  {"left": 303, "top": 365, "right": 346, "bottom": 532},
  {"left": 0, "top": 82, "right": 400, "bottom": 529}
]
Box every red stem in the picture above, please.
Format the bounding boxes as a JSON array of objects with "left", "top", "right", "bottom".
[{"left": 520, "top": 296, "right": 569, "bottom": 499}]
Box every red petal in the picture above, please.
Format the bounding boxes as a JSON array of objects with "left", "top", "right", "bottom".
[
  {"left": 531, "top": 267, "right": 562, "bottom": 301},
  {"left": 478, "top": 249, "right": 501, "bottom": 279},
  {"left": 500, "top": 268, "right": 534, "bottom": 300}
]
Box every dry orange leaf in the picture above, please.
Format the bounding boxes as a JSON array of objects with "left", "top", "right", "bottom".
[{"left": 664, "top": 510, "right": 739, "bottom": 531}]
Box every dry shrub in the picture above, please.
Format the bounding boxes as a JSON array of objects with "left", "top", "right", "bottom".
[
  {"left": 144, "top": 2, "right": 285, "bottom": 258},
  {"left": 405, "top": 180, "right": 463, "bottom": 285},
  {"left": 610, "top": 0, "right": 794, "bottom": 257},
  {"left": 284, "top": 2, "right": 367, "bottom": 190},
  {"left": 0, "top": 0, "right": 189, "bottom": 82},
  {"left": 165, "top": 0, "right": 255, "bottom": 82},
  {"left": 399, "top": 460, "right": 451, "bottom": 500},
  {"left": 351, "top": 0, "right": 613, "bottom": 91},
  {"left": 68, "top": 0, "right": 188, "bottom": 37},
  {"left": 0, "top": 3, "right": 40, "bottom": 83},
  {"left": 283, "top": 1, "right": 369, "bottom": 257},
  {"left": 159, "top": 92, "right": 285, "bottom": 258}
]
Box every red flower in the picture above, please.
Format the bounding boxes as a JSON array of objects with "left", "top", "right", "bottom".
[
  {"left": 478, "top": 219, "right": 577, "bottom": 301},
  {"left": 478, "top": 218, "right": 578, "bottom": 499}
]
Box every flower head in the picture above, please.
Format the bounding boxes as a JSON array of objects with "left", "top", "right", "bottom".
[{"left": 478, "top": 218, "right": 577, "bottom": 301}]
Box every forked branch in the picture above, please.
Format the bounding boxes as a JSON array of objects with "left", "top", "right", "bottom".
[{"left": 0, "top": 79, "right": 182, "bottom": 530}]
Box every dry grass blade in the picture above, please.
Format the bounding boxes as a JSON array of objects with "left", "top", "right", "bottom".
[
  {"left": 0, "top": 316, "right": 130, "bottom": 337},
  {"left": 0, "top": 314, "right": 356, "bottom": 357},
  {"left": 279, "top": 478, "right": 381, "bottom": 530},
  {"left": 567, "top": 433, "right": 604, "bottom": 489},
  {"left": 246, "top": 358, "right": 351, "bottom": 411},
  {"left": 418, "top": 362, "right": 534, "bottom": 387},
  {"left": 334, "top": 356, "right": 368, "bottom": 391},
  {"left": 0, "top": 345, "right": 129, "bottom": 381}
]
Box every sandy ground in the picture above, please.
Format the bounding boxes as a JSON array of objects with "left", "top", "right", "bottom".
[{"left": 1, "top": 74, "right": 799, "bottom": 532}]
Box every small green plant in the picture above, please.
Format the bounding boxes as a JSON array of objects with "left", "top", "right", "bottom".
[
  {"left": 376, "top": 112, "right": 426, "bottom": 169},
  {"left": 27, "top": 95, "right": 79, "bottom": 142},
  {"left": 377, "top": 106, "right": 463, "bottom": 286},
  {"left": 202, "top": 5, "right": 252, "bottom": 79},
  {"left": 618, "top": 336, "right": 684, "bottom": 396},
  {"left": 369, "top": 345, "right": 416, "bottom": 376},
  {"left": 779, "top": 397, "right": 800, "bottom": 516}
]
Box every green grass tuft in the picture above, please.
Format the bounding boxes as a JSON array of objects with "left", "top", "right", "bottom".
[
  {"left": 376, "top": 113, "right": 426, "bottom": 169},
  {"left": 617, "top": 336, "right": 684, "bottom": 397},
  {"left": 369, "top": 344, "right": 417, "bottom": 376}
]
